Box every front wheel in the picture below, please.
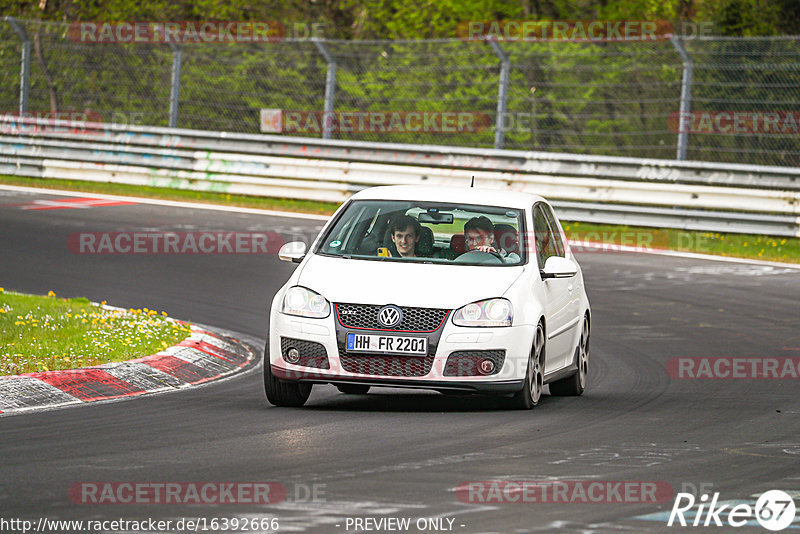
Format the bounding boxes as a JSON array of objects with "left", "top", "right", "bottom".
[
  {"left": 510, "top": 323, "right": 545, "bottom": 410},
  {"left": 263, "top": 342, "right": 312, "bottom": 407},
  {"left": 549, "top": 315, "right": 589, "bottom": 396}
]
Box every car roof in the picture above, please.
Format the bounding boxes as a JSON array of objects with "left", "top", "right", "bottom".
[{"left": 348, "top": 185, "right": 545, "bottom": 209}]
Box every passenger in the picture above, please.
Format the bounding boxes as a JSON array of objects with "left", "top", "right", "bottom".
[
  {"left": 463, "top": 216, "right": 520, "bottom": 263},
  {"left": 386, "top": 215, "right": 421, "bottom": 258}
]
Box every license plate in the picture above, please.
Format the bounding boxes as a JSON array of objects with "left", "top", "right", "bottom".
[{"left": 346, "top": 333, "right": 427, "bottom": 355}]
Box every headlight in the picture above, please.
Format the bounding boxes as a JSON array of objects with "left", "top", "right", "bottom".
[
  {"left": 281, "top": 286, "right": 330, "bottom": 319},
  {"left": 452, "top": 298, "right": 512, "bottom": 327}
]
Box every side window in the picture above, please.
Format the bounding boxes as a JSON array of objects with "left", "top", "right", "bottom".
[
  {"left": 533, "top": 205, "right": 558, "bottom": 269},
  {"left": 542, "top": 204, "right": 565, "bottom": 257}
]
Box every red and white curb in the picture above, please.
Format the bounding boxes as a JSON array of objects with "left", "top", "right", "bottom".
[{"left": 0, "top": 324, "right": 255, "bottom": 416}]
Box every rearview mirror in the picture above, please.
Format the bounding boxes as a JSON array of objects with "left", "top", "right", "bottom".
[
  {"left": 278, "top": 241, "right": 307, "bottom": 263},
  {"left": 541, "top": 256, "right": 577, "bottom": 279},
  {"left": 418, "top": 212, "right": 454, "bottom": 224}
]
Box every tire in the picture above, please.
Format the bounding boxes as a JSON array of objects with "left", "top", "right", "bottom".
[
  {"left": 510, "top": 323, "right": 545, "bottom": 410},
  {"left": 263, "top": 342, "right": 312, "bottom": 407},
  {"left": 336, "top": 384, "right": 370, "bottom": 395},
  {"left": 549, "top": 315, "right": 590, "bottom": 397}
]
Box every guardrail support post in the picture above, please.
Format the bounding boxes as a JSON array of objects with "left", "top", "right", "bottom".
[
  {"left": 313, "top": 39, "right": 337, "bottom": 140},
  {"left": 6, "top": 17, "right": 31, "bottom": 114},
  {"left": 671, "top": 36, "right": 693, "bottom": 161},
  {"left": 168, "top": 42, "right": 182, "bottom": 128},
  {"left": 489, "top": 40, "right": 510, "bottom": 150}
]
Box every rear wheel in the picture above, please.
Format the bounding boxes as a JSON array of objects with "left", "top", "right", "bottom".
[
  {"left": 549, "top": 315, "right": 589, "bottom": 396},
  {"left": 510, "top": 323, "right": 544, "bottom": 410},
  {"left": 263, "top": 342, "right": 312, "bottom": 407},
  {"left": 336, "top": 384, "right": 370, "bottom": 395}
]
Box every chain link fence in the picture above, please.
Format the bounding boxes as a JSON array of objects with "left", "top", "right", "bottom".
[{"left": 2, "top": 19, "right": 800, "bottom": 167}]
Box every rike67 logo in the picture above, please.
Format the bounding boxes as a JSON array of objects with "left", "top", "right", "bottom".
[{"left": 668, "top": 490, "right": 797, "bottom": 531}]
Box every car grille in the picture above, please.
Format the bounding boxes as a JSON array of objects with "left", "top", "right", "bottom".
[
  {"left": 338, "top": 347, "right": 435, "bottom": 377},
  {"left": 335, "top": 303, "right": 450, "bottom": 332},
  {"left": 280, "top": 337, "right": 330, "bottom": 369},
  {"left": 444, "top": 350, "right": 505, "bottom": 376}
]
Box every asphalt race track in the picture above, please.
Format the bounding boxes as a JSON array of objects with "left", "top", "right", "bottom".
[{"left": 2, "top": 187, "right": 800, "bottom": 533}]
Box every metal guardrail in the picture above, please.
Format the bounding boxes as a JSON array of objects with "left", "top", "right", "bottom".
[{"left": 1, "top": 117, "right": 799, "bottom": 237}]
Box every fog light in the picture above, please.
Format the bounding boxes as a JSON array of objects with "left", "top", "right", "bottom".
[
  {"left": 478, "top": 359, "right": 495, "bottom": 375},
  {"left": 286, "top": 347, "right": 300, "bottom": 364}
]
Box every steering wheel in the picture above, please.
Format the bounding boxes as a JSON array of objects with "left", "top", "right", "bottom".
[{"left": 453, "top": 249, "right": 504, "bottom": 264}]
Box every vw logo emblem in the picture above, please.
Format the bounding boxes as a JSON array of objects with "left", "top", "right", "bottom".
[{"left": 378, "top": 305, "right": 403, "bottom": 328}]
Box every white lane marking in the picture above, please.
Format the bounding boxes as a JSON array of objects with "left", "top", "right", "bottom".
[
  {"left": 0, "top": 184, "right": 330, "bottom": 221},
  {"left": 676, "top": 265, "right": 798, "bottom": 276},
  {"left": 576, "top": 240, "right": 800, "bottom": 270},
  {"left": 528, "top": 520, "right": 643, "bottom": 533}
]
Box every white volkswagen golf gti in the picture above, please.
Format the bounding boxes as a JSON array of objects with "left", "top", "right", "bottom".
[{"left": 265, "top": 185, "right": 590, "bottom": 409}]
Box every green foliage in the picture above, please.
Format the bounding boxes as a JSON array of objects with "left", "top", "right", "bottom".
[
  {"left": 2, "top": 0, "right": 796, "bottom": 37},
  {"left": 0, "top": 289, "right": 192, "bottom": 375},
  {"left": 1, "top": 1, "right": 799, "bottom": 165}
]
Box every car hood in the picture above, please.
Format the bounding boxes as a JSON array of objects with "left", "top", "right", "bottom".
[{"left": 296, "top": 254, "right": 524, "bottom": 309}]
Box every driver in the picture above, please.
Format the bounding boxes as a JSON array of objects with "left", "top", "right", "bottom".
[{"left": 464, "top": 216, "right": 520, "bottom": 263}]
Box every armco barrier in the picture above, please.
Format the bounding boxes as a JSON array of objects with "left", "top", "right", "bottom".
[{"left": 1, "top": 117, "right": 799, "bottom": 236}]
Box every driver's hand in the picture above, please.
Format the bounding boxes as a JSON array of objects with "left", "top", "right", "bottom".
[{"left": 474, "top": 245, "right": 498, "bottom": 253}]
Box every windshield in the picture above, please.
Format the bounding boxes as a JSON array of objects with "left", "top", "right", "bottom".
[{"left": 316, "top": 200, "right": 526, "bottom": 266}]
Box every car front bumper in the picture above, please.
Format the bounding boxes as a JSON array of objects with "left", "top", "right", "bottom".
[{"left": 269, "top": 309, "right": 535, "bottom": 394}]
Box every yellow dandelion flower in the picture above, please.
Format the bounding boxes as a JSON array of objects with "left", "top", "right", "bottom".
[{"left": 47, "top": 290, "right": 56, "bottom": 297}]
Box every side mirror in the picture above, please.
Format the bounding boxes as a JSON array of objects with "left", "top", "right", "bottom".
[
  {"left": 278, "top": 241, "right": 307, "bottom": 263},
  {"left": 540, "top": 256, "right": 577, "bottom": 279}
]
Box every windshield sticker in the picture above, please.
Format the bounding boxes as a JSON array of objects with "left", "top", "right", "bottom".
[{"left": 329, "top": 240, "right": 342, "bottom": 248}]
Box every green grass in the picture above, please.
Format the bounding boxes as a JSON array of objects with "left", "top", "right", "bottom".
[
  {"left": 0, "top": 288, "right": 192, "bottom": 376},
  {"left": 561, "top": 222, "right": 800, "bottom": 264},
  {"left": 3, "top": 175, "right": 799, "bottom": 264}
]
